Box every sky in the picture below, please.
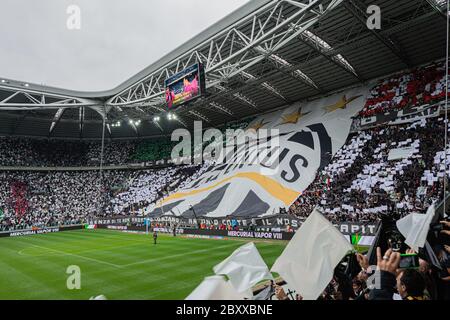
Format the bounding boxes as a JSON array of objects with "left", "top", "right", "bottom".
[{"left": 0, "top": 0, "right": 250, "bottom": 92}]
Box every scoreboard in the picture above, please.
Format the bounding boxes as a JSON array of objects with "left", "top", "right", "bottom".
[{"left": 164, "top": 63, "right": 206, "bottom": 109}]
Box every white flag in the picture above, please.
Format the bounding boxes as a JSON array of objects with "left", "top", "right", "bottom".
[
  {"left": 271, "top": 209, "right": 353, "bottom": 300},
  {"left": 185, "top": 275, "right": 246, "bottom": 300},
  {"left": 89, "top": 295, "right": 107, "bottom": 300},
  {"left": 396, "top": 204, "right": 435, "bottom": 252},
  {"left": 213, "top": 242, "right": 273, "bottom": 295}
]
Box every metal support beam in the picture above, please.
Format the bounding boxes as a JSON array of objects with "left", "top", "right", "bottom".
[
  {"left": 296, "top": 29, "right": 364, "bottom": 82},
  {"left": 0, "top": 85, "right": 99, "bottom": 109},
  {"left": 79, "top": 107, "right": 85, "bottom": 138},
  {"left": 49, "top": 107, "right": 67, "bottom": 135},
  {"left": 343, "top": 0, "right": 412, "bottom": 68},
  {"left": 425, "top": 0, "right": 448, "bottom": 19},
  {"left": 107, "top": 0, "right": 343, "bottom": 107}
]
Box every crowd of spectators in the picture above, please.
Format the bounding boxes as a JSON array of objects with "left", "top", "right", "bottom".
[
  {"left": 0, "top": 163, "right": 208, "bottom": 231},
  {"left": 289, "top": 116, "right": 448, "bottom": 223},
  {"left": 273, "top": 238, "right": 450, "bottom": 300},
  {"left": 106, "top": 164, "right": 204, "bottom": 217},
  {"left": 0, "top": 138, "right": 134, "bottom": 167},
  {"left": 359, "top": 61, "right": 448, "bottom": 117},
  {"left": 0, "top": 119, "right": 253, "bottom": 168},
  {"left": 0, "top": 170, "right": 122, "bottom": 231}
]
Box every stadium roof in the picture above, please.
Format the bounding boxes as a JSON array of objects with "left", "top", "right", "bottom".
[{"left": 0, "top": 0, "right": 447, "bottom": 140}]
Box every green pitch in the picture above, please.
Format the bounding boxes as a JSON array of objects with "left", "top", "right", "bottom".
[{"left": 0, "top": 229, "right": 287, "bottom": 300}]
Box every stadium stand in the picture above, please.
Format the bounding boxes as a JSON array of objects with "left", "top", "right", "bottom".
[
  {"left": 359, "top": 62, "right": 448, "bottom": 117},
  {"left": 289, "top": 116, "right": 448, "bottom": 222},
  {"left": 0, "top": 137, "right": 133, "bottom": 167},
  {"left": 107, "top": 164, "right": 205, "bottom": 216},
  {"left": 0, "top": 118, "right": 253, "bottom": 167},
  {"left": 0, "top": 164, "right": 209, "bottom": 231}
]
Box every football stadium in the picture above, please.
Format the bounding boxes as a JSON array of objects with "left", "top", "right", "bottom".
[{"left": 0, "top": 0, "right": 449, "bottom": 305}]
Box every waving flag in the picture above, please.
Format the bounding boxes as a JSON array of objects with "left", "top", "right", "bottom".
[
  {"left": 271, "top": 209, "right": 353, "bottom": 300},
  {"left": 185, "top": 275, "right": 245, "bottom": 300},
  {"left": 396, "top": 204, "right": 435, "bottom": 252},
  {"left": 213, "top": 242, "right": 273, "bottom": 296}
]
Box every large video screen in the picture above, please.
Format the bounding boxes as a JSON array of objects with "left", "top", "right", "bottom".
[{"left": 164, "top": 63, "right": 206, "bottom": 109}]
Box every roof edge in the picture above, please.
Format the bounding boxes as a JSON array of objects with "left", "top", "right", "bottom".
[{"left": 0, "top": 0, "right": 271, "bottom": 100}]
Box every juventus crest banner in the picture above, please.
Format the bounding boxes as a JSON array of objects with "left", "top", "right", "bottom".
[{"left": 155, "top": 87, "right": 368, "bottom": 218}]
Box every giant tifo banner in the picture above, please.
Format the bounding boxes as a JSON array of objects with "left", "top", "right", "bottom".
[{"left": 155, "top": 87, "right": 369, "bottom": 218}]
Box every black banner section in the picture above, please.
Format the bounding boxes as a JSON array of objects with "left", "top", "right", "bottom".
[
  {"left": 353, "top": 103, "right": 442, "bottom": 131},
  {"left": 92, "top": 215, "right": 379, "bottom": 237},
  {"left": 0, "top": 225, "right": 83, "bottom": 238}
]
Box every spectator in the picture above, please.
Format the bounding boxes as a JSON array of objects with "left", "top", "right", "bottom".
[{"left": 396, "top": 269, "right": 427, "bottom": 300}]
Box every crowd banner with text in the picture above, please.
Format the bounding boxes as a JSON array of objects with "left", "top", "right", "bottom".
[{"left": 354, "top": 103, "right": 441, "bottom": 131}]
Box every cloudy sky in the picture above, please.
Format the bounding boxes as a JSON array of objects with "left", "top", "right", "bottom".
[{"left": 0, "top": 0, "right": 249, "bottom": 92}]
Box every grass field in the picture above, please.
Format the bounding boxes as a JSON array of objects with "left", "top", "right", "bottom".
[{"left": 0, "top": 229, "right": 287, "bottom": 300}]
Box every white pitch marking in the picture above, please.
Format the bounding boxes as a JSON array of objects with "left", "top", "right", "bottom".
[
  {"left": 28, "top": 244, "right": 123, "bottom": 269},
  {"left": 121, "top": 243, "right": 237, "bottom": 268}
]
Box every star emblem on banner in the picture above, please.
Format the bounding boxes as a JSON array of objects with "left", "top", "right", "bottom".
[
  {"left": 247, "top": 119, "right": 269, "bottom": 132},
  {"left": 323, "top": 95, "right": 362, "bottom": 113},
  {"left": 277, "top": 107, "right": 310, "bottom": 126}
]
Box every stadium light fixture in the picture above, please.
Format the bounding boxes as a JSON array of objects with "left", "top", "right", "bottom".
[
  {"left": 128, "top": 119, "right": 142, "bottom": 126},
  {"left": 111, "top": 121, "right": 122, "bottom": 128}
]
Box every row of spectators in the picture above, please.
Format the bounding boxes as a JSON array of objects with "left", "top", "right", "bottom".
[
  {"left": 0, "top": 119, "right": 253, "bottom": 167},
  {"left": 359, "top": 61, "right": 448, "bottom": 117},
  {"left": 273, "top": 238, "right": 450, "bottom": 300},
  {"left": 0, "top": 138, "right": 133, "bottom": 167},
  {"left": 0, "top": 170, "right": 122, "bottom": 231}
]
